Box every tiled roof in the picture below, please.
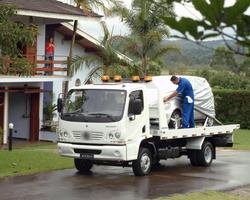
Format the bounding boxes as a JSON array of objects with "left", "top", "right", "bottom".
[{"left": 0, "top": 0, "right": 101, "bottom": 17}]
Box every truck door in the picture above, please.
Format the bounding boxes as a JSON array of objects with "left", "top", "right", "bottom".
[{"left": 127, "top": 90, "right": 147, "bottom": 139}]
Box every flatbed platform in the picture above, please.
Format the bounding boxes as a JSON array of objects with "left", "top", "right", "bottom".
[{"left": 151, "top": 124, "right": 240, "bottom": 140}]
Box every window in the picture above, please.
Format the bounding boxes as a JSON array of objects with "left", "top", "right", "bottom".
[{"left": 128, "top": 90, "right": 144, "bottom": 115}]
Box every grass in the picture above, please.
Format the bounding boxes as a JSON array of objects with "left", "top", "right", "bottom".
[
  {"left": 155, "top": 190, "right": 250, "bottom": 200},
  {"left": 233, "top": 129, "right": 250, "bottom": 150},
  {"left": 0, "top": 142, "right": 73, "bottom": 178}
]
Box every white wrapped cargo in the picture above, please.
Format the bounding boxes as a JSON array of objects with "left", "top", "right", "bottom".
[{"left": 147, "top": 76, "right": 215, "bottom": 128}]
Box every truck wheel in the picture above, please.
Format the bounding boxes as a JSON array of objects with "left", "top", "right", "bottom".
[
  {"left": 132, "top": 148, "right": 152, "bottom": 176},
  {"left": 74, "top": 158, "right": 93, "bottom": 173},
  {"left": 188, "top": 150, "right": 198, "bottom": 166},
  {"left": 169, "top": 110, "right": 182, "bottom": 129},
  {"left": 196, "top": 141, "right": 214, "bottom": 167}
]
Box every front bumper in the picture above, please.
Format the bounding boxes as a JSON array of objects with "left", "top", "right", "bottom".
[{"left": 57, "top": 142, "right": 127, "bottom": 161}]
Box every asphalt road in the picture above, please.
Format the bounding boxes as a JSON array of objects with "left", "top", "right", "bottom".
[{"left": 0, "top": 150, "right": 250, "bottom": 200}]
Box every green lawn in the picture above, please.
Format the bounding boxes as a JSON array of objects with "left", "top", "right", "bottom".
[
  {"left": 233, "top": 129, "right": 250, "bottom": 150},
  {"left": 156, "top": 190, "right": 250, "bottom": 200},
  {"left": 0, "top": 142, "right": 73, "bottom": 178}
]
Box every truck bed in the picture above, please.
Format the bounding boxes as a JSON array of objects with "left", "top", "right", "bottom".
[{"left": 151, "top": 124, "right": 240, "bottom": 140}]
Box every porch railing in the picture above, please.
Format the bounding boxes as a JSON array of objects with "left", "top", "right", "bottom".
[{"left": 0, "top": 55, "right": 69, "bottom": 76}]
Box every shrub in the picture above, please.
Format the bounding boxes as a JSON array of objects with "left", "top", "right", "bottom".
[{"left": 213, "top": 89, "right": 250, "bottom": 129}]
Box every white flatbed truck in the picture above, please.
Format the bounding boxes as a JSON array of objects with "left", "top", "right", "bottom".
[{"left": 57, "top": 76, "right": 240, "bottom": 176}]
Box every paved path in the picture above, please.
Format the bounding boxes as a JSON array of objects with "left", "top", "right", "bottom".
[{"left": 0, "top": 150, "right": 250, "bottom": 200}]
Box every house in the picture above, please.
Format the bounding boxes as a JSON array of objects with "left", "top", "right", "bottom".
[{"left": 0, "top": 0, "right": 103, "bottom": 144}]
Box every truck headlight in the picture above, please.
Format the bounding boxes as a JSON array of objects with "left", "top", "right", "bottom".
[
  {"left": 109, "top": 133, "right": 114, "bottom": 139},
  {"left": 115, "top": 132, "right": 121, "bottom": 139},
  {"left": 63, "top": 131, "right": 69, "bottom": 137},
  {"left": 59, "top": 130, "right": 64, "bottom": 137}
]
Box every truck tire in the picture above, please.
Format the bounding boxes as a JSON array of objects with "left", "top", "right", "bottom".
[
  {"left": 132, "top": 148, "right": 152, "bottom": 176},
  {"left": 169, "top": 110, "right": 182, "bottom": 129},
  {"left": 188, "top": 150, "right": 198, "bottom": 166},
  {"left": 196, "top": 141, "right": 214, "bottom": 167},
  {"left": 74, "top": 158, "right": 93, "bottom": 173}
]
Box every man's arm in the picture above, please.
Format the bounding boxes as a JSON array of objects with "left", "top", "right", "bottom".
[{"left": 163, "top": 91, "right": 178, "bottom": 103}]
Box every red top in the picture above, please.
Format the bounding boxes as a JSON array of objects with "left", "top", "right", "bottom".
[{"left": 45, "top": 42, "right": 54, "bottom": 54}]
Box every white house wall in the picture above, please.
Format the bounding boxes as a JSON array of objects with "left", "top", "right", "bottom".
[
  {"left": 52, "top": 31, "right": 97, "bottom": 108},
  {"left": 37, "top": 24, "right": 46, "bottom": 66}
]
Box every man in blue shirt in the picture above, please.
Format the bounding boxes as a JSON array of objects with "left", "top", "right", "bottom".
[{"left": 163, "top": 76, "right": 195, "bottom": 128}]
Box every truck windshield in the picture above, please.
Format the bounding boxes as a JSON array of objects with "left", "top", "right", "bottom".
[{"left": 61, "top": 89, "right": 126, "bottom": 122}]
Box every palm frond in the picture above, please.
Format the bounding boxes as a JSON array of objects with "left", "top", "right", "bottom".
[{"left": 70, "top": 54, "right": 102, "bottom": 77}]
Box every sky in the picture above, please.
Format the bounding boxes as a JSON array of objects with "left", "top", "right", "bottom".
[{"left": 76, "top": 0, "right": 249, "bottom": 41}]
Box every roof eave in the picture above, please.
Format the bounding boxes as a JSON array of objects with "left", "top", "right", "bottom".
[{"left": 17, "top": 9, "right": 101, "bottom": 22}]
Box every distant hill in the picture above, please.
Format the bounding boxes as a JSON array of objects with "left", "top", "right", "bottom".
[{"left": 162, "top": 39, "right": 235, "bottom": 68}]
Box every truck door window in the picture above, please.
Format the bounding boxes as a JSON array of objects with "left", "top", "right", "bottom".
[{"left": 128, "top": 90, "right": 144, "bottom": 115}]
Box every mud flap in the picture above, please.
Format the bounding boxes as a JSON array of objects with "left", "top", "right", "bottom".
[{"left": 186, "top": 136, "right": 205, "bottom": 150}]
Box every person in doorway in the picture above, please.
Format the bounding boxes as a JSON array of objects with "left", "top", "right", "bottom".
[
  {"left": 45, "top": 37, "right": 55, "bottom": 75},
  {"left": 163, "top": 75, "right": 195, "bottom": 128}
]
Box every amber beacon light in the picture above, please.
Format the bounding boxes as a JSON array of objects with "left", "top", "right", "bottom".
[
  {"left": 101, "top": 75, "right": 110, "bottom": 82},
  {"left": 131, "top": 76, "right": 140, "bottom": 82},
  {"left": 144, "top": 76, "right": 152, "bottom": 82},
  {"left": 114, "top": 75, "right": 122, "bottom": 82}
]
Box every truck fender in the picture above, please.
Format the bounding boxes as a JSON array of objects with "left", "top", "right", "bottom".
[{"left": 186, "top": 136, "right": 205, "bottom": 150}]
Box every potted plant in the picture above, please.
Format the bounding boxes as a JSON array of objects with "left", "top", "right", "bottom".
[{"left": 42, "top": 103, "right": 57, "bottom": 131}]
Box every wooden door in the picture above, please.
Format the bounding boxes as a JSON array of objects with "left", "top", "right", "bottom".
[
  {"left": 25, "top": 38, "right": 37, "bottom": 65},
  {"left": 30, "top": 93, "right": 40, "bottom": 142}
]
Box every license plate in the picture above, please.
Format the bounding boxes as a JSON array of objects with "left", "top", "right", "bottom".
[{"left": 80, "top": 153, "right": 94, "bottom": 160}]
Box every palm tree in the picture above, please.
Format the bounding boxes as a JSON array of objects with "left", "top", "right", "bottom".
[
  {"left": 74, "top": 0, "right": 123, "bottom": 15},
  {"left": 112, "top": 0, "right": 177, "bottom": 76},
  {"left": 71, "top": 21, "right": 132, "bottom": 81}
]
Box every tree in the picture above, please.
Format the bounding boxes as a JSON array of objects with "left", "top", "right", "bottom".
[
  {"left": 71, "top": 21, "right": 132, "bottom": 80},
  {"left": 0, "top": 4, "right": 36, "bottom": 76},
  {"left": 74, "top": 0, "right": 123, "bottom": 15},
  {"left": 210, "top": 47, "right": 238, "bottom": 72},
  {"left": 113, "top": 0, "right": 176, "bottom": 76},
  {"left": 154, "top": 0, "right": 250, "bottom": 56}
]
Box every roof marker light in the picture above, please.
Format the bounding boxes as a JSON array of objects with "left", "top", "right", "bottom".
[
  {"left": 144, "top": 76, "right": 152, "bottom": 82},
  {"left": 114, "top": 75, "right": 122, "bottom": 82},
  {"left": 131, "top": 76, "right": 140, "bottom": 82},
  {"left": 101, "top": 75, "right": 110, "bottom": 82}
]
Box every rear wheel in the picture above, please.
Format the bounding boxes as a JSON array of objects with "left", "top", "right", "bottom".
[
  {"left": 169, "top": 110, "right": 182, "bottom": 129},
  {"left": 132, "top": 148, "right": 152, "bottom": 176},
  {"left": 74, "top": 159, "right": 93, "bottom": 173},
  {"left": 196, "top": 141, "right": 214, "bottom": 166},
  {"left": 188, "top": 150, "right": 198, "bottom": 166},
  {"left": 189, "top": 141, "right": 214, "bottom": 167}
]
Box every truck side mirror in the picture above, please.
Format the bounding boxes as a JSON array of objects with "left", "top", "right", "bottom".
[
  {"left": 131, "top": 99, "right": 143, "bottom": 115},
  {"left": 57, "top": 98, "right": 63, "bottom": 113}
]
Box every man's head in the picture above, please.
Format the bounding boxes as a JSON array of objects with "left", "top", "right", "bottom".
[{"left": 170, "top": 76, "right": 179, "bottom": 85}]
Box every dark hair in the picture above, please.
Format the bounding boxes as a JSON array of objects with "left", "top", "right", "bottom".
[{"left": 170, "top": 75, "right": 178, "bottom": 82}]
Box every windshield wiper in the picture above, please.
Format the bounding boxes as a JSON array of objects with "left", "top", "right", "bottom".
[{"left": 88, "top": 113, "right": 116, "bottom": 122}]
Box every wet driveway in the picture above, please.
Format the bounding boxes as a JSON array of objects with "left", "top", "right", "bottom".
[{"left": 0, "top": 150, "right": 250, "bottom": 200}]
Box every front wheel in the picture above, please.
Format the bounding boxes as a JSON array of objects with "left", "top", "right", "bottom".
[
  {"left": 132, "top": 148, "right": 152, "bottom": 176},
  {"left": 74, "top": 159, "right": 93, "bottom": 173}
]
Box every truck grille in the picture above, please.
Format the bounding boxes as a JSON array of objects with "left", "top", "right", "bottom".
[
  {"left": 74, "top": 149, "right": 101, "bottom": 154},
  {"left": 72, "top": 131, "right": 104, "bottom": 141}
]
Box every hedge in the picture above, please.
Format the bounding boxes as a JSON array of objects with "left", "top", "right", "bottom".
[{"left": 213, "top": 89, "right": 250, "bottom": 129}]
